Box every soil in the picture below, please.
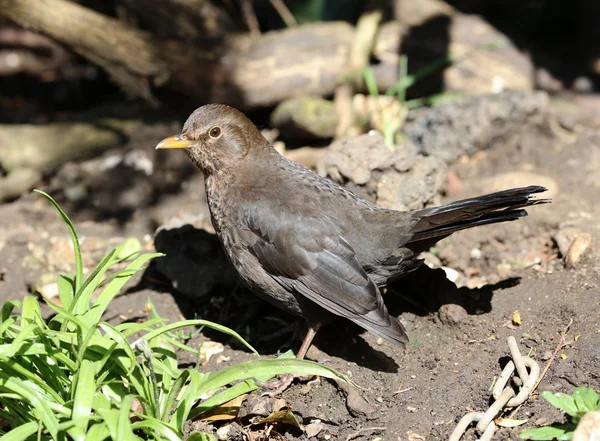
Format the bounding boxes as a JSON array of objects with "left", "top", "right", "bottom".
[{"left": 0, "top": 97, "right": 599, "bottom": 441}]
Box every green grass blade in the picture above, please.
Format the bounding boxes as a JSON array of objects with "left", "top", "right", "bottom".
[
  {"left": 117, "top": 395, "right": 137, "bottom": 441},
  {"left": 0, "top": 317, "right": 17, "bottom": 339},
  {"left": 45, "top": 301, "right": 89, "bottom": 332},
  {"left": 57, "top": 274, "right": 75, "bottom": 312},
  {"left": 188, "top": 379, "right": 257, "bottom": 420},
  {"left": 197, "top": 358, "right": 345, "bottom": 404},
  {"left": 0, "top": 357, "right": 65, "bottom": 404},
  {"left": 71, "top": 249, "right": 116, "bottom": 316},
  {"left": 363, "top": 66, "right": 379, "bottom": 97},
  {"left": 171, "top": 370, "right": 202, "bottom": 432},
  {"left": 21, "top": 296, "right": 43, "bottom": 326},
  {"left": 1, "top": 300, "right": 19, "bottom": 324},
  {"left": 116, "top": 318, "right": 168, "bottom": 336},
  {"left": 96, "top": 408, "right": 119, "bottom": 440},
  {"left": 87, "top": 252, "right": 163, "bottom": 323},
  {"left": 99, "top": 323, "right": 153, "bottom": 407},
  {"left": 34, "top": 189, "right": 84, "bottom": 294},
  {"left": 0, "top": 373, "right": 60, "bottom": 439},
  {"left": 131, "top": 417, "right": 181, "bottom": 441},
  {"left": 84, "top": 421, "right": 112, "bottom": 441},
  {"left": 0, "top": 421, "right": 39, "bottom": 441},
  {"left": 71, "top": 359, "right": 96, "bottom": 434},
  {"left": 162, "top": 370, "right": 190, "bottom": 424},
  {"left": 137, "top": 320, "right": 257, "bottom": 355}
]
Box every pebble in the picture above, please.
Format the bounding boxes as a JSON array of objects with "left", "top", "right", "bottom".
[
  {"left": 470, "top": 247, "right": 482, "bottom": 259},
  {"left": 439, "top": 304, "right": 468, "bottom": 326},
  {"left": 564, "top": 233, "right": 592, "bottom": 268}
]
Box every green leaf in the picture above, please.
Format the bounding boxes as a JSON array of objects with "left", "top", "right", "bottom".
[
  {"left": 87, "top": 252, "right": 163, "bottom": 323},
  {"left": 117, "top": 395, "right": 138, "bottom": 441},
  {"left": 161, "top": 370, "right": 190, "bottom": 423},
  {"left": 541, "top": 391, "right": 579, "bottom": 417},
  {"left": 573, "top": 387, "right": 600, "bottom": 413},
  {"left": 71, "top": 359, "right": 96, "bottom": 434},
  {"left": 1, "top": 300, "right": 19, "bottom": 324},
  {"left": 195, "top": 358, "right": 345, "bottom": 413},
  {"left": 115, "top": 237, "right": 142, "bottom": 261},
  {"left": 171, "top": 370, "right": 203, "bottom": 432},
  {"left": 21, "top": 296, "right": 43, "bottom": 326},
  {"left": 57, "top": 274, "right": 75, "bottom": 311},
  {"left": 130, "top": 417, "right": 181, "bottom": 441},
  {"left": 0, "top": 421, "right": 39, "bottom": 441},
  {"left": 0, "top": 373, "right": 60, "bottom": 439},
  {"left": 84, "top": 422, "right": 112, "bottom": 441},
  {"left": 189, "top": 380, "right": 257, "bottom": 420},
  {"left": 70, "top": 249, "right": 116, "bottom": 316},
  {"left": 520, "top": 424, "right": 576, "bottom": 440},
  {"left": 138, "top": 319, "right": 258, "bottom": 355},
  {"left": 34, "top": 189, "right": 84, "bottom": 294},
  {"left": 45, "top": 301, "right": 89, "bottom": 333},
  {"left": 362, "top": 66, "right": 379, "bottom": 97}
]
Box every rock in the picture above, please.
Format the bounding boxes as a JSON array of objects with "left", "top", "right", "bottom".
[
  {"left": 0, "top": 168, "right": 42, "bottom": 202},
  {"left": 404, "top": 90, "right": 549, "bottom": 163},
  {"left": 564, "top": 233, "right": 592, "bottom": 268},
  {"left": 0, "top": 121, "right": 124, "bottom": 173},
  {"left": 393, "top": 0, "right": 454, "bottom": 26},
  {"left": 438, "top": 303, "right": 468, "bottom": 326},
  {"left": 305, "top": 422, "right": 324, "bottom": 437},
  {"left": 318, "top": 132, "right": 446, "bottom": 211},
  {"left": 270, "top": 97, "right": 338, "bottom": 140},
  {"left": 400, "top": 12, "right": 534, "bottom": 97},
  {"left": 572, "top": 410, "right": 600, "bottom": 441},
  {"left": 153, "top": 213, "right": 238, "bottom": 299},
  {"left": 216, "top": 422, "right": 244, "bottom": 441}
]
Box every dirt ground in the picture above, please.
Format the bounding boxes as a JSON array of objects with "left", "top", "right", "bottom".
[{"left": 0, "top": 97, "right": 599, "bottom": 441}]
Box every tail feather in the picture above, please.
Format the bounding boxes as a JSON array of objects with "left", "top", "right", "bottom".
[{"left": 409, "top": 186, "right": 549, "bottom": 243}]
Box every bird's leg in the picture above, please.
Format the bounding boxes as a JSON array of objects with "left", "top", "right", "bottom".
[
  {"left": 295, "top": 324, "right": 319, "bottom": 360},
  {"left": 260, "top": 324, "right": 320, "bottom": 396}
]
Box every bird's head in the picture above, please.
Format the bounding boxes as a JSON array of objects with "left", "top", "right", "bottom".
[{"left": 156, "top": 104, "right": 268, "bottom": 175}]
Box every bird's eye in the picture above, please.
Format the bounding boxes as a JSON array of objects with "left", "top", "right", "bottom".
[{"left": 208, "top": 126, "right": 222, "bottom": 139}]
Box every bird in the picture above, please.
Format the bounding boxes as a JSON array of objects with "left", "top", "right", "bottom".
[{"left": 156, "top": 103, "right": 549, "bottom": 369}]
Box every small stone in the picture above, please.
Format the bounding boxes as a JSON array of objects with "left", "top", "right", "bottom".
[
  {"left": 564, "top": 233, "right": 592, "bottom": 268},
  {"left": 441, "top": 266, "right": 459, "bottom": 283},
  {"left": 439, "top": 304, "right": 468, "bottom": 326},
  {"left": 470, "top": 248, "right": 482, "bottom": 259},
  {"left": 305, "top": 423, "right": 323, "bottom": 437}
]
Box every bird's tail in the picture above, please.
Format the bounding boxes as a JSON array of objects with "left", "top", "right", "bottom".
[{"left": 408, "top": 185, "right": 550, "bottom": 244}]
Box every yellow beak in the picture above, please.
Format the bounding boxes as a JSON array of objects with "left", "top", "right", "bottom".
[{"left": 155, "top": 135, "right": 192, "bottom": 150}]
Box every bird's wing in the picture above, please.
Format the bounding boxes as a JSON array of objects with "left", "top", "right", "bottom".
[{"left": 237, "top": 201, "right": 407, "bottom": 347}]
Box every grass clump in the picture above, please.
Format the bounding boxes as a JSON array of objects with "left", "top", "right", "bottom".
[{"left": 0, "top": 190, "right": 343, "bottom": 440}]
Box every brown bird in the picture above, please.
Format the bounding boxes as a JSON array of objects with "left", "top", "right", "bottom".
[{"left": 156, "top": 104, "right": 548, "bottom": 365}]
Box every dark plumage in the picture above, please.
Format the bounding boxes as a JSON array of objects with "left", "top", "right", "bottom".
[{"left": 157, "top": 104, "right": 549, "bottom": 355}]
